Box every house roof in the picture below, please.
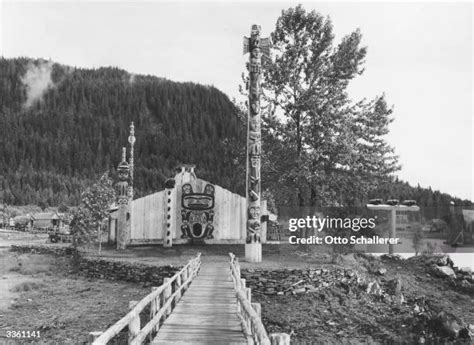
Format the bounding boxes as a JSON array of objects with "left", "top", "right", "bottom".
[
  {"left": 13, "top": 215, "right": 32, "bottom": 224},
  {"left": 33, "top": 212, "right": 59, "bottom": 221}
]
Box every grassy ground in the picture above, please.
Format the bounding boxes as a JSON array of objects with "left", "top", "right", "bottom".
[{"left": 0, "top": 249, "right": 150, "bottom": 344}]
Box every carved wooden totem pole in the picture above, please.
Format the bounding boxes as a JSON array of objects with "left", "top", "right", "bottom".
[
  {"left": 128, "top": 122, "right": 136, "bottom": 200},
  {"left": 243, "top": 25, "right": 271, "bottom": 262},
  {"left": 116, "top": 147, "right": 131, "bottom": 250}
]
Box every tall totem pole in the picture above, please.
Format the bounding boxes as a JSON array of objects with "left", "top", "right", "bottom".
[
  {"left": 116, "top": 147, "right": 131, "bottom": 250},
  {"left": 243, "top": 25, "right": 271, "bottom": 262},
  {"left": 128, "top": 122, "right": 136, "bottom": 200}
]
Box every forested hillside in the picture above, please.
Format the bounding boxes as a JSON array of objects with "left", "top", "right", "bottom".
[
  {"left": 0, "top": 57, "right": 470, "bottom": 209},
  {"left": 0, "top": 57, "right": 245, "bottom": 206}
]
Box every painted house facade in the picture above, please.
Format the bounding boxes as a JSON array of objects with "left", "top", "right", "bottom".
[{"left": 109, "top": 165, "right": 269, "bottom": 245}]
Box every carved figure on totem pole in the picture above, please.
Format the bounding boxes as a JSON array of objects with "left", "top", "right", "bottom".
[
  {"left": 246, "top": 205, "right": 261, "bottom": 243},
  {"left": 243, "top": 24, "right": 271, "bottom": 250},
  {"left": 249, "top": 131, "right": 261, "bottom": 156},
  {"left": 116, "top": 156, "right": 130, "bottom": 205}
]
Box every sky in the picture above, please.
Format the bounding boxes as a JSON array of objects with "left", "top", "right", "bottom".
[{"left": 0, "top": 1, "right": 472, "bottom": 201}]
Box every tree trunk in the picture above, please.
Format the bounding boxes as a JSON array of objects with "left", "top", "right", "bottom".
[{"left": 98, "top": 224, "right": 102, "bottom": 256}]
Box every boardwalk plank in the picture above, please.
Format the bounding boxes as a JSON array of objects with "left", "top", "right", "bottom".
[{"left": 152, "top": 262, "right": 247, "bottom": 345}]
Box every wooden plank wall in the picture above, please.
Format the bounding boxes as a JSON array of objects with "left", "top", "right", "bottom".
[
  {"left": 131, "top": 191, "right": 165, "bottom": 240},
  {"left": 129, "top": 178, "right": 268, "bottom": 242}
]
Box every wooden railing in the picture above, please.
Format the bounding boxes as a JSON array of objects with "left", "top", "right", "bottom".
[
  {"left": 88, "top": 253, "right": 202, "bottom": 345},
  {"left": 229, "top": 253, "right": 290, "bottom": 345}
]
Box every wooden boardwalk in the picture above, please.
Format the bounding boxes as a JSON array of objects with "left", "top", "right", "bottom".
[{"left": 151, "top": 261, "right": 247, "bottom": 345}]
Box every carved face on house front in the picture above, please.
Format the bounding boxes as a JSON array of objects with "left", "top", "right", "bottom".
[{"left": 180, "top": 183, "right": 215, "bottom": 241}]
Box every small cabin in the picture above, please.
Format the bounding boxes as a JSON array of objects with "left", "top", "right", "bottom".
[
  {"left": 12, "top": 215, "right": 34, "bottom": 231},
  {"left": 32, "top": 212, "right": 63, "bottom": 230}
]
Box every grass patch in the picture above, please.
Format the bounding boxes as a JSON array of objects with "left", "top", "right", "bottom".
[
  {"left": 3, "top": 252, "right": 56, "bottom": 275},
  {"left": 10, "top": 281, "right": 47, "bottom": 292}
]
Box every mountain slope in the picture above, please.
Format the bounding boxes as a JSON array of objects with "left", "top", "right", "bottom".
[{"left": 0, "top": 57, "right": 245, "bottom": 205}]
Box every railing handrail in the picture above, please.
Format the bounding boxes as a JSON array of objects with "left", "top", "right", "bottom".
[
  {"left": 235, "top": 289, "right": 271, "bottom": 345},
  {"left": 229, "top": 252, "right": 271, "bottom": 345},
  {"left": 130, "top": 267, "right": 197, "bottom": 345},
  {"left": 92, "top": 253, "right": 201, "bottom": 345}
]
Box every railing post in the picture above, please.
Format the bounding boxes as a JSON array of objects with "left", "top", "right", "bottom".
[
  {"left": 88, "top": 331, "right": 103, "bottom": 344},
  {"left": 176, "top": 274, "right": 182, "bottom": 302},
  {"left": 241, "top": 278, "right": 246, "bottom": 291},
  {"left": 236, "top": 258, "right": 241, "bottom": 277},
  {"left": 128, "top": 301, "right": 140, "bottom": 345},
  {"left": 163, "top": 277, "right": 172, "bottom": 317},
  {"left": 182, "top": 269, "right": 188, "bottom": 292},
  {"left": 270, "top": 333, "right": 291, "bottom": 345},
  {"left": 252, "top": 302, "right": 261, "bottom": 339},
  {"left": 246, "top": 287, "right": 252, "bottom": 332},
  {"left": 251, "top": 303, "right": 261, "bottom": 318},
  {"left": 149, "top": 287, "right": 159, "bottom": 340}
]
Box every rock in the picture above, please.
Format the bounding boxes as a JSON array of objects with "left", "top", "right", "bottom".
[
  {"left": 377, "top": 268, "right": 387, "bottom": 275},
  {"left": 393, "top": 293, "right": 404, "bottom": 305},
  {"left": 459, "top": 267, "right": 472, "bottom": 274},
  {"left": 357, "top": 276, "right": 367, "bottom": 287},
  {"left": 345, "top": 270, "right": 355, "bottom": 278},
  {"left": 386, "top": 278, "right": 402, "bottom": 295},
  {"left": 293, "top": 287, "right": 306, "bottom": 294},
  {"left": 431, "top": 265, "right": 456, "bottom": 279},
  {"left": 460, "top": 280, "right": 474, "bottom": 293},
  {"left": 366, "top": 281, "right": 382, "bottom": 295},
  {"left": 340, "top": 278, "right": 349, "bottom": 286},
  {"left": 380, "top": 254, "right": 403, "bottom": 261},
  {"left": 430, "top": 255, "right": 454, "bottom": 268},
  {"left": 458, "top": 327, "right": 471, "bottom": 339},
  {"left": 435, "top": 311, "right": 461, "bottom": 338}
]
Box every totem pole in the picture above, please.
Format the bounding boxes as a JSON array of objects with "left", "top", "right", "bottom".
[
  {"left": 116, "top": 147, "right": 131, "bottom": 250},
  {"left": 128, "top": 122, "right": 136, "bottom": 199},
  {"left": 243, "top": 25, "right": 271, "bottom": 262}
]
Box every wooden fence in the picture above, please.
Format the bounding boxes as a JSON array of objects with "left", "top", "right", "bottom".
[
  {"left": 228, "top": 253, "right": 290, "bottom": 345},
  {"left": 88, "top": 253, "right": 202, "bottom": 345}
]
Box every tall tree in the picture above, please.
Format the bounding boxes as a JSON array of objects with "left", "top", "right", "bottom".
[
  {"left": 255, "top": 5, "right": 399, "bottom": 207},
  {"left": 71, "top": 172, "right": 115, "bottom": 254}
]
